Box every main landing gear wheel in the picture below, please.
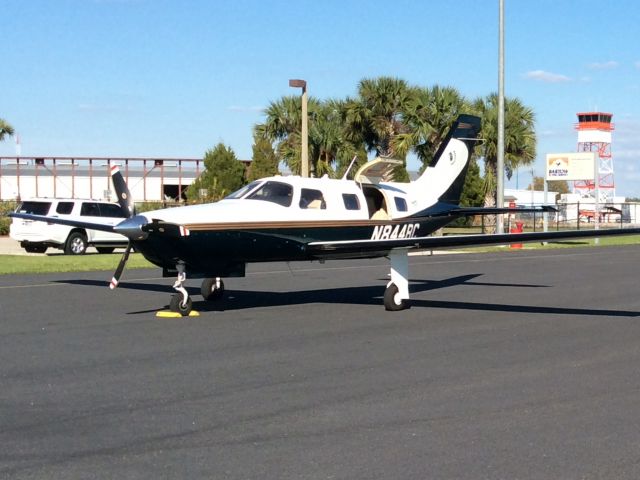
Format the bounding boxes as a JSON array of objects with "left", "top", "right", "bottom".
[
  {"left": 384, "top": 283, "right": 409, "bottom": 311},
  {"left": 170, "top": 294, "right": 193, "bottom": 316},
  {"left": 201, "top": 277, "right": 225, "bottom": 301}
]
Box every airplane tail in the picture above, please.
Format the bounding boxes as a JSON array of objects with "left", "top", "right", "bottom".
[{"left": 411, "top": 114, "right": 482, "bottom": 207}]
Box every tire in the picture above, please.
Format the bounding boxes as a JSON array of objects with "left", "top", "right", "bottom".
[
  {"left": 384, "top": 283, "right": 409, "bottom": 311},
  {"left": 96, "top": 247, "right": 115, "bottom": 254},
  {"left": 64, "top": 231, "right": 88, "bottom": 255},
  {"left": 170, "top": 294, "right": 193, "bottom": 316},
  {"left": 201, "top": 278, "right": 225, "bottom": 301},
  {"left": 24, "top": 244, "right": 48, "bottom": 254}
]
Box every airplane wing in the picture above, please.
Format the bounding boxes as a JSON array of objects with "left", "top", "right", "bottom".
[
  {"left": 306, "top": 227, "right": 640, "bottom": 258},
  {"left": 438, "top": 205, "right": 557, "bottom": 216},
  {"left": 9, "top": 212, "right": 118, "bottom": 234}
]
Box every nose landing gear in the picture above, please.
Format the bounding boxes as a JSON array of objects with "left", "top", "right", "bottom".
[
  {"left": 166, "top": 266, "right": 227, "bottom": 316},
  {"left": 169, "top": 263, "right": 193, "bottom": 316}
]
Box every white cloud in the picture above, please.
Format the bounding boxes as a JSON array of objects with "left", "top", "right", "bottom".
[
  {"left": 587, "top": 61, "right": 619, "bottom": 70},
  {"left": 523, "top": 70, "right": 571, "bottom": 83}
]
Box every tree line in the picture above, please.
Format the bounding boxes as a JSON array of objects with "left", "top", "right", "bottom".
[{"left": 187, "top": 76, "right": 537, "bottom": 211}]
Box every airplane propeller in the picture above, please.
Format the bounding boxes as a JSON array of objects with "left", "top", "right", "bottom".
[
  {"left": 109, "top": 165, "right": 140, "bottom": 290},
  {"left": 109, "top": 243, "right": 132, "bottom": 289},
  {"left": 110, "top": 165, "right": 135, "bottom": 218},
  {"left": 107, "top": 166, "right": 184, "bottom": 289}
]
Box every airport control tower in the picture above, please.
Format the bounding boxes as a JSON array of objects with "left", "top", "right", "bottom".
[{"left": 573, "top": 112, "right": 615, "bottom": 202}]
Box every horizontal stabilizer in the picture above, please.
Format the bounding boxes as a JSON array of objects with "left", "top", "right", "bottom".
[{"left": 431, "top": 205, "right": 558, "bottom": 217}]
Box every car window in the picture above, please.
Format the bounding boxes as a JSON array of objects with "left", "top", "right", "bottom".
[
  {"left": 342, "top": 194, "right": 360, "bottom": 211},
  {"left": 17, "top": 201, "right": 52, "bottom": 215},
  {"left": 394, "top": 197, "right": 408, "bottom": 212},
  {"left": 80, "top": 202, "right": 100, "bottom": 216},
  {"left": 56, "top": 202, "right": 74, "bottom": 215},
  {"left": 247, "top": 181, "right": 293, "bottom": 207},
  {"left": 300, "top": 188, "right": 326, "bottom": 209},
  {"left": 98, "top": 203, "right": 126, "bottom": 218}
]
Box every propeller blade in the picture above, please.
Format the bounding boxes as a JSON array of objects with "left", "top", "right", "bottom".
[
  {"left": 110, "top": 165, "right": 134, "bottom": 218},
  {"left": 109, "top": 243, "right": 132, "bottom": 290}
]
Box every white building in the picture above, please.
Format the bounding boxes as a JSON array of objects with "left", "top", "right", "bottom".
[
  {"left": 0, "top": 157, "right": 248, "bottom": 203},
  {"left": 503, "top": 188, "right": 558, "bottom": 206}
]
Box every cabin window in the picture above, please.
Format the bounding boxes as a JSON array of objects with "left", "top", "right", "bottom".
[
  {"left": 300, "top": 188, "right": 326, "bottom": 209},
  {"left": 247, "top": 181, "right": 293, "bottom": 207},
  {"left": 342, "top": 193, "right": 360, "bottom": 210},
  {"left": 394, "top": 197, "right": 408, "bottom": 212},
  {"left": 226, "top": 181, "right": 262, "bottom": 199}
]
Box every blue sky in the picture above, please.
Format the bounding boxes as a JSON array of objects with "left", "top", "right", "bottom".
[{"left": 2, "top": 0, "right": 640, "bottom": 196}]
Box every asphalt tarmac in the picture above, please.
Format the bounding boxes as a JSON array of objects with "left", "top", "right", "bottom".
[{"left": 2, "top": 246, "right": 640, "bottom": 479}]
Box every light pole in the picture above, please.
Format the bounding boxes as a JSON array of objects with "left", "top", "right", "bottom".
[
  {"left": 496, "top": 0, "right": 505, "bottom": 234},
  {"left": 289, "top": 79, "right": 309, "bottom": 177}
]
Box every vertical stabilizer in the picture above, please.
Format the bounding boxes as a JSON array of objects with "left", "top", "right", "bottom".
[{"left": 413, "top": 114, "right": 482, "bottom": 206}]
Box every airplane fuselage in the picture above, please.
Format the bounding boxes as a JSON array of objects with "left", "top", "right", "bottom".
[{"left": 133, "top": 175, "right": 457, "bottom": 276}]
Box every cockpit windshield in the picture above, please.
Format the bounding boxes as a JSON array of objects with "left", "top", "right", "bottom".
[
  {"left": 225, "top": 181, "right": 263, "bottom": 199},
  {"left": 246, "top": 181, "right": 293, "bottom": 207}
]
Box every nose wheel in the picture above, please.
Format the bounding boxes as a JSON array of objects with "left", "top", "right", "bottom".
[
  {"left": 169, "top": 263, "right": 193, "bottom": 316},
  {"left": 170, "top": 293, "right": 193, "bottom": 316}
]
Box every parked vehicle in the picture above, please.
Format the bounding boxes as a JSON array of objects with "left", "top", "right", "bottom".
[{"left": 10, "top": 198, "right": 128, "bottom": 254}]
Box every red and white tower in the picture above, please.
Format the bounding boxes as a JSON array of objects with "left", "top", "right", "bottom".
[{"left": 573, "top": 112, "right": 615, "bottom": 202}]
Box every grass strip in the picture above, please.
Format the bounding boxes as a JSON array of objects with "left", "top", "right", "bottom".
[{"left": 0, "top": 253, "right": 154, "bottom": 275}]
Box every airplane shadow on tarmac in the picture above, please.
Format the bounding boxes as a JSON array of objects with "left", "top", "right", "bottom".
[{"left": 56, "top": 273, "right": 640, "bottom": 317}]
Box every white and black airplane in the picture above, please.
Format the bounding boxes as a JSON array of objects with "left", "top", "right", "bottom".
[{"left": 11, "top": 115, "right": 640, "bottom": 315}]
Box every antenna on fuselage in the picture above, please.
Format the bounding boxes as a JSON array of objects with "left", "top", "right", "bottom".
[{"left": 341, "top": 155, "right": 358, "bottom": 180}]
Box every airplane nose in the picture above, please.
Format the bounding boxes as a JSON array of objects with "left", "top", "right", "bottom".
[{"left": 114, "top": 215, "right": 149, "bottom": 240}]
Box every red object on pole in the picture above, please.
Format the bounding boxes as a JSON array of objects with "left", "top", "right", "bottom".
[{"left": 510, "top": 221, "right": 524, "bottom": 249}]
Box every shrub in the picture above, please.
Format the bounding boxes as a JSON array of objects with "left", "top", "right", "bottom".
[{"left": 0, "top": 201, "right": 17, "bottom": 236}]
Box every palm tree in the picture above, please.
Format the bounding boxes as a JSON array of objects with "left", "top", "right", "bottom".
[
  {"left": 309, "top": 99, "right": 369, "bottom": 178},
  {"left": 393, "top": 85, "right": 471, "bottom": 171},
  {"left": 474, "top": 94, "right": 536, "bottom": 229},
  {"left": 0, "top": 119, "right": 15, "bottom": 142},
  {"left": 255, "top": 95, "right": 320, "bottom": 175},
  {"left": 341, "top": 76, "right": 415, "bottom": 181},
  {"left": 256, "top": 97, "right": 364, "bottom": 178}
]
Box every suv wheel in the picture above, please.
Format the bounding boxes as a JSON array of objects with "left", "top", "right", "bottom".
[{"left": 65, "top": 232, "right": 88, "bottom": 255}]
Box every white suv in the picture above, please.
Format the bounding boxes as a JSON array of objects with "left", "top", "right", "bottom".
[{"left": 10, "top": 198, "right": 129, "bottom": 255}]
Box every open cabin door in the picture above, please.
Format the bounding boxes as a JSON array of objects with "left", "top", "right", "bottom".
[
  {"left": 354, "top": 158, "right": 403, "bottom": 219},
  {"left": 354, "top": 157, "right": 403, "bottom": 185}
]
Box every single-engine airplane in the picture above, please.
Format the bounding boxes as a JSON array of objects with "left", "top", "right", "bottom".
[{"left": 11, "top": 114, "right": 640, "bottom": 315}]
